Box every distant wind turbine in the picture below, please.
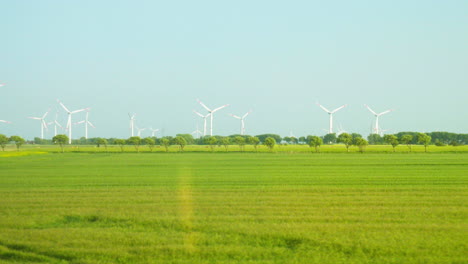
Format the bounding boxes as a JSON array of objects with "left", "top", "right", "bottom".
[
  {"left": 47, "top": 111, "right": 63, "bottom": 136},
  {"left": 129, "top": 113, "right": 136, "bottom": 137},
  {"left": 316, "top": 103, "right": 347, "bottom": 134},
  {"left": 191, "top": 123, "right": 202, "bottom": 138},
  {"left": 193, "top": 110, "right": 210, "bottom": 136},
  {"left": 74, "top": 109, "right": 95, "bottom": 139},
  {"left": 136, "top": 126, "right": 146, "bottom": 137},
  {"left": 229, "top": 110, "right": 252, "bottom": 135},
  {"left": 28, "top": 108, "right": 50, "bottom": 139},
  {"left": 197, "top": 99, "right": 229, "bottom": 136},
  {"left": 57, "top": 99, "right": 88, "bottom": 144},
  {"left": 150, "top": 127, "right": 159, "bottom": 137},
  {"left": 364, "top": 104, "right": 394, "bottom": 136}
]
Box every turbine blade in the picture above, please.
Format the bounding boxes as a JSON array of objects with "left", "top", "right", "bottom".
[
  {"left": 71, "top": 108, "right": 87, "bottom": 114},
  {"left": 42, "top": 108, "right": 51, "bottom": 119},
  {"left": 229, "top": 114, "right": 241, "bottom": 119},
  {"left": 0, "top": 120, "right": 12, "bottom": 123},
  {"left": 243, "top": 110, "right": 252, "bottom": 119},
  {"left": 193, "top": 110, "right": 204, "bottom": 118},
  {"left": 88, "top": 121, "right": 95, "bottom": 128},
  {"left": 57, "top": 99, "right": 71, "bottom": 113},
  {"left": 55, "top": 120, "right": 63, "bottom": 128},
  {"left": 378, "top": 109, "right": 394, "bottom": 116},
  {"left": 331, "top": 104, "right": 347, "bottom": 113},
  {"left": 197, "top": 99, "right": 211, "bottom": 112},
  {"left": 213, "top": 104, "right": 229, "bottom": 112},
  {"left": 28, "top": 117, "right": 41, "bottom": 120},
  {"left": 42, "top": 120, "right": 48, "bottom": 129},
  {"left": 316, "top": 103, "right": 331, "bottom": 113},
  {"left": 364, "top": 104, "right": 378, "bottom": 115}
]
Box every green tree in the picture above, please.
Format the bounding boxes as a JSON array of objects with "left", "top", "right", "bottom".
[
  {"left": 354, "top": 137, "right": 368, "bottom": 153},
  {"left": 96, "top": 138, "right": 108, "bottom": 151},
  {"left": 160, "top": 138, "right": 171, "bottom": 152},
  {"left": 323, "top": 133, "right": 337, "bottom": 144},
  {"left": 176, "top": 134, "right": 195, "bottom": 145},
  {"left": 307, "top": 135, "right": 323, "bottom": 153},
  {"left": 383, "top": 135, "right": 399, "bottom": 152},
  {"left": 204, "top": 136, "right": 218, "bottom": 152},
  {"left": 351, "top": 133, "right": 362, "bottom": 145},
  {"left": 172, "top": 136, "right": 187, "bottom": 151},
  {"left": 248, "top": 136, "right": 260, "bottom": 151},
  {"left": 263, "top": 137, "right": 276, "bottom": 151},
  {"left": 417, "top": 133, "right": 432, "bottom": 152},
  {"left": 367, "top": 134, "right": 383, "bottom": 145},
  {"left": 52, "top": 134, "right": 69, "bottom": 153},
  {"left": 114, "top": 139, "right": 126, "bottom": 152},
  {"left": 0, "top": 134, "right": 8, "bottom": 151},
  {"left": 127, "top": 136, "right": 142, "bottom": 152},
  {"left": 144, "top": 137, "right": 156, "bottom": 152},
  {"left": 220, "top": 137, "right": 231, "bottom": 151},
  {"left": 337, "top": 133, "right": 352, "bottom": 152},
  {"left": 9, "top": 136, "right": 25, "bottom": 151},
  {"left": 234, "top": 136, "right": 246, "bottom": 151}
]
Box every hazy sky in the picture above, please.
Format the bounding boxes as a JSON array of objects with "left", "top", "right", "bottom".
[{"left": 1, "top": 0, "right": 467, "bottom": 140}]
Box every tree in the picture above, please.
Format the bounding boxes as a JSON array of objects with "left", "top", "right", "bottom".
[
  {"left": 323, "top": 133, "right": 337, "bottom": 144},
  {"left": 417, "top": 133, "right": 432, "bottom": 152},
  {"left": 0, "top": 134, "right": 8, "bottom": 151},
  {"left": 233, "top": 136, "right": 246, "bottom": 151},
  {"left": 160, "top": 138, "right": 171, "bottom": 152},
  {"left": 354, "top": 138, "right": 368, "bottom": 153},
  {"left": 367, "top": 134, "right": 383, "bottom": 145},
  {"left": 383, "top": 135, "right": 399, "bottom": 152},
  {"left": 96, "top": 138, "right": 108, "bottom": 151},
  {"left": 127, "top": 136, "right": 142, "bottom": 152},
  {"left": 298, "top": 136, "right": 306, "bottom": 144},
  {"left": 220, "top": 137, "right": 231, "bottom": 151},
  {"left": 351, "top": 133, "right": 362, "bottom": 145},
  {"left": 9, "top": 136, "right": 25, "bottom": 151},
  {"left": 176, "top": 134, "right": 195, "bottom": 145},
  {"left": 255, "top": 134, "right": 282, "bottom": 144},
  {"left": 52, "top": 134, "right": 69, "bottom": 153},
  {"left": 248, "top": 136, "right": 260, "bottom": 151},
  {"left": 337, "top": 133, "right": 352, "bottom": 152},
  {"left": 204, "top": 136, "right": 218, "bottom": 152},
  {"left": 144, "top": 137, "right": 156, "bottom": 152},
  {"left": 172, "top": 136, "right": 187, "bottom": 151},
  {"left": 114, "top": 139, "right": 126, "bottom": 152},
  {"left": 263, "top": 137, "right": 276, "bottom": 151},
  {"left": 400, "top": 135, "right": 413, "bottom": 152},
  {"left": 307, "top": 135, "right": 323, "bottom": 153}
]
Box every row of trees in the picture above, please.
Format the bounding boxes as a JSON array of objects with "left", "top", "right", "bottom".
[{"left": 0, "top": 134, "right": 26, "bottom": 151}]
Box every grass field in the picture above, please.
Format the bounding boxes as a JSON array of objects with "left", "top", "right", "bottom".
[{"left": 0, "top": 147, "right": 467, "bottom": 263}]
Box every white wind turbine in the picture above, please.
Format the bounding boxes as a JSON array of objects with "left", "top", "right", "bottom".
[
  {"left": 191, "top": 123, "right": 202, "bottom": 138},
  {"left": 47, "top": 111, "right": 63, "bottom": 136},
  {"left": 28, "top": 108, "right": 50, "bottom": 139},
  {"left": 364, "top": 104, "right": 394, "bottom": 136},
  {"left": 129, "top": 113, "right": 136, "bottom": 137},
  {"left": 74, "top": 109, "right": 95, "bottom": 139},
  {"left": 136, "top": 126, "right": 146, "bottom": 137},
  {"left": 197, "top": 99, "right": 229, "bottom": 136},
  {"left": 193, "top": 110, "right": 210, "bottom": 136},
  {"left": 229, "top": 110, "right": 252, "bottom": 135},
  {"left": 57, "top": 99, "right": 88, "bottom": 144},
  {"left": 316, "top": 103, "right": 347, "bottom": 134},
  {"left": 150, "top": 127, "right": 159, "bottom": 137}
]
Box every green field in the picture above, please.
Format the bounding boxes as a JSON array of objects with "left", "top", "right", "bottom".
[{"left": 0, "top": 147, "right": 467, "bottom": 263}]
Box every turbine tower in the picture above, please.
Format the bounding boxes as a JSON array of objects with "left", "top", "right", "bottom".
[
  {"left": 75, "top": 109, "right": 95, "bottom": 139},
  {"left": 129, "top": 113, "right": 136, "bottom": 137},
  {"left": 316, "top": 103, "right": 347, "bottom": 134},
  {"left": 364, "top": 104, "right": 394, "bottom": 136},
  {"left": 229, "top": 110, "right": 252, "bottom": 135},
  {"left": 193, "top": 110, "right": 210, "bottom": 136},
  {"left": 28, "top": 108, "right": 50, "bottom": 139},
  {"left": 57, "top": 99, "right": 88, "bottom": 144},
  {"left": 197, "top": 99, "right": 229, "bottom": 136}
]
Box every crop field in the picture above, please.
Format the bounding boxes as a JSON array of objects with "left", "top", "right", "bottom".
[{"left": 0, "top": 147, "right": 467, "bottom": 263}]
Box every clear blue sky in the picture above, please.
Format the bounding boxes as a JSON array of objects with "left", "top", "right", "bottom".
[{"left": 1, "top": 0, "right": 467, "bottom": 139}]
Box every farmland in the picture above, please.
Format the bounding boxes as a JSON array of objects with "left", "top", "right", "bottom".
[{"left": 0, "top": 147, "right": 467, "bottom": 263}]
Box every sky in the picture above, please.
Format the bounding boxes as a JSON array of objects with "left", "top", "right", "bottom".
[{"left": 1, "top": 0, "right": 467, "bottom": 140}]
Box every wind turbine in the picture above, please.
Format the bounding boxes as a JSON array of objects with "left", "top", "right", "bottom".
[
  {"left": 364, "top": 104, "right": 394, "bottom": 136},
  {"left": 193, "top": 110, "right": 210, "bottom": 136},
  {"left": 197, "top": 99, "right": 229, "bottom": 136},
  {"left": 57, "top": 99, "right": 88, "bottom": 144},
  {"left": 191, "top": 123, "right": 202, "bottom": 138},
  {"left": 47, "top": 111, "right": 63, "bottom": 136},
  {"left": 229, "top": 110, "right": 252, "bottom": 135},
  {"left": 316, "top": 103, "right": 347, "bottom": 134},
  {"left": 150, "top": 127, "right": 159, "bottom": 137},
  {"left": 74, "top": 109, "right": 95, "bottom": 139},
  {"left": 136, "top": 126, "right": 146, "bottom": 137},
  {"left": 129, "top": 113, "right": 136, "bottom": 137},
  {"left": 28, "top": 108, "right": 50, "bottom": 139}
]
